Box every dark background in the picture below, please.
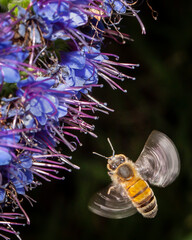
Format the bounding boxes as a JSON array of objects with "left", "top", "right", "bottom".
[{"left": 20, "top": 1, "right": 192, "bottom": 240}]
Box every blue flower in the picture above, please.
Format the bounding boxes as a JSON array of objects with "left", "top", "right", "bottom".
[
  {"left": 16, "top": 76, "right": 62, "bottom": 126},
  {"left": 0, "top": 128, "right": 20, "bottom": 165},
  {"left": 0, "top": 12, "right": 14, "bottom": 42},
  {"left": 0, "top": 166, "right": 8, "bottom": 203},
  {"left": 0, "top": 41, "right": 29, "bottom": 84},
  {"left": 60, "top": 50, "right": 86, "bottom": 86},
  {"left": 16, "top": 76, "right": 85, "bottom": 127},
  {"left": 0, "top": 12, "right": 29, "bottom": 84},
  {"left": 10, "top": 153, "right": 33, "bottom": 195},
  {"left": 17, "top": 6, "right": 43, "bottom": 44},
  {"left": 33, "top": 0, "right": 88, "bottom": 27},
  {"left": 104, "top": 0, "right": 127, "bottom": 15},
  {"left": 60, "top": 48, "right": 99, "bottom": 93},
  {"left": 32, "top": 0, "right": 88, "bottom": 41},
  {"left": 0, "top": 153, "right": 33, "bottom": 202},
  {"left": 0, "top": 187, "right": 6, "bottom": 203},
  {"left": 0, "top": 129, "right": 31, "bottom": 202}
]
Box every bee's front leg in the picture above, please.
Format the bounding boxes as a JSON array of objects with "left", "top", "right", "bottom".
[
  {"left": 108, "top": 171, "right": 113, "bottom": 176},
  {"left": 107, "top": 185, "right": 115, "bottom": 195}
]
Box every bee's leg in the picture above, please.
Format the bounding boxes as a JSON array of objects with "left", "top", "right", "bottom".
[
  {"left": 107, "top": 185, "right": 115, "bottom": 195},
  {"left": 108, "top": 171, "right": 113, "bottom": 176}
]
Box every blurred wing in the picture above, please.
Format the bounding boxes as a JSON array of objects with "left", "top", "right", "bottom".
[
  {"left": 88, "top": 184, "right": 137, "bottom": 219},
  {"left": 135, "top": 130, "right": 180, "bottom": 187}
]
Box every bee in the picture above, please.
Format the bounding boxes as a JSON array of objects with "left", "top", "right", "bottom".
[{"left": 88, "top": 130, "right": 180, "bottom": 219}]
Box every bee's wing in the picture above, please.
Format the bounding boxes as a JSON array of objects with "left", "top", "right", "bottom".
[
  {"left": 135, "top": 130, "right": 180, "bottom": 187},
  {"left": 88, "top": 184, "right": 137, "bottom": 219}
]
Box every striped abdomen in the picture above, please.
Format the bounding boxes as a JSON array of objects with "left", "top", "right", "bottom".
[{"left": 126, "top": 178, "right": 157, "bottom": 218}]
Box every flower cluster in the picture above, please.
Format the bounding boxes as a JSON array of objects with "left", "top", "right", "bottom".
[{"left": 0, "top": 0, "right": 145, "bottom": 238}]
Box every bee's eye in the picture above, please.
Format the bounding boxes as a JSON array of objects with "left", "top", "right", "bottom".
[
  {"left": 110, "top": 164, "right": 116, "bottom": 170},
  {"left": 120, "top": 157, "right": 125, "bottom": 163}
]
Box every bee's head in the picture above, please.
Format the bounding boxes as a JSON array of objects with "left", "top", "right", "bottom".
[
  {"left": 93, "top": 138, "right": 128, "bottom": 171},
  {"left": 107, "top": 154, "right": 126, "bottom": 171},
  {"left": 93, "top": 138, "right": 135, "bottom": 179}
]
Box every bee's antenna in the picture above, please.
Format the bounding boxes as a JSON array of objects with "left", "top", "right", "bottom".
[
  {"left": 93, "top": 138, "right": 115, "bottom": 159},
  {"left": 93, "top": 152, "right": 108, "bottom": 159},
  {"left": 107, "top": 138, "right": 115, "bottom": 157}
]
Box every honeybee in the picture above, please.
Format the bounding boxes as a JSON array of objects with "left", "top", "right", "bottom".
[{"left": 88, "top": 130, "right": 180, "bottom": 219}]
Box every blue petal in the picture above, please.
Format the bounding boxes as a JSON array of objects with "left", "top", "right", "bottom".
[
  {"left": 30, "top": 95, "right": 58, "bottom": 115},
  {"left": 16, "top": 187, "right": 25, "bottom": 195},
  {"left": 18, "top": 24, "right": 26, "bottom": 37},
  {"left": 36, "top": 77, "right": 56, "bottom": 88},
  {"left": 17, "top": 76, "right": 34, "bottom": 88},
  {"left": 20, "top": 156, "right": 33, "bottom": 168},
  {"left": 0, "top": 134, "right": 20, "bottom": 144},
  {"left": 13, "top": 48, "right": 29, "bottom": 62},
  {"left": 0, "top": 189, "right": 6, "bottom": 203},
  {"left": 58, "top": 105, "right": 68, "bottom": 118},
  {"left": 113, "top": 0, "right": 126, "bottom": 13},
  {"left": 30, "top": 99, "right": 43, "bottom": 117},
  {"left": 61, "top": 51, "right": 85, "bottom": 69},
  {"left": 0, "top": 148, "right": 12, "bottom": 165},
  {"left": 74, "top": 76, "right": 86, "bottom": 86},
  {"left": 21, "top": 114, "right": 36, "bottom": 128},
  {"left": 49, "top": 28, "right": 70, "bottom": 41},
  {"left": 33, "top": 2, "right": 69, "bottom": 22},
  {"left": 17, "top": 6, "right": 29, "bottom": 19},
  {"left": 0, "top": 65, "right": 20, "bottom": 83},
  {"left": 43, "top": 94, "right": 58, "bottom": 113},
  {"left": 66, "top": 10, "right": 88, "bottom": 28},
  {"left": 38, "top": 97, "right": 54, "bottom": 114},
  {"left": 0, "top": 41, "right": 12, "bottom": 50},
  {"left": 11, "top": 171, "right": 26, "bottom": 189},
  {"left": 2, "top": 97, "right": 19, "bottom": 102},
  {"left": 36, "top": 114, "right": 47, "bottom": 125},
  {"left": 25, "top": 169, "right": 33, "bottom": 183}
]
